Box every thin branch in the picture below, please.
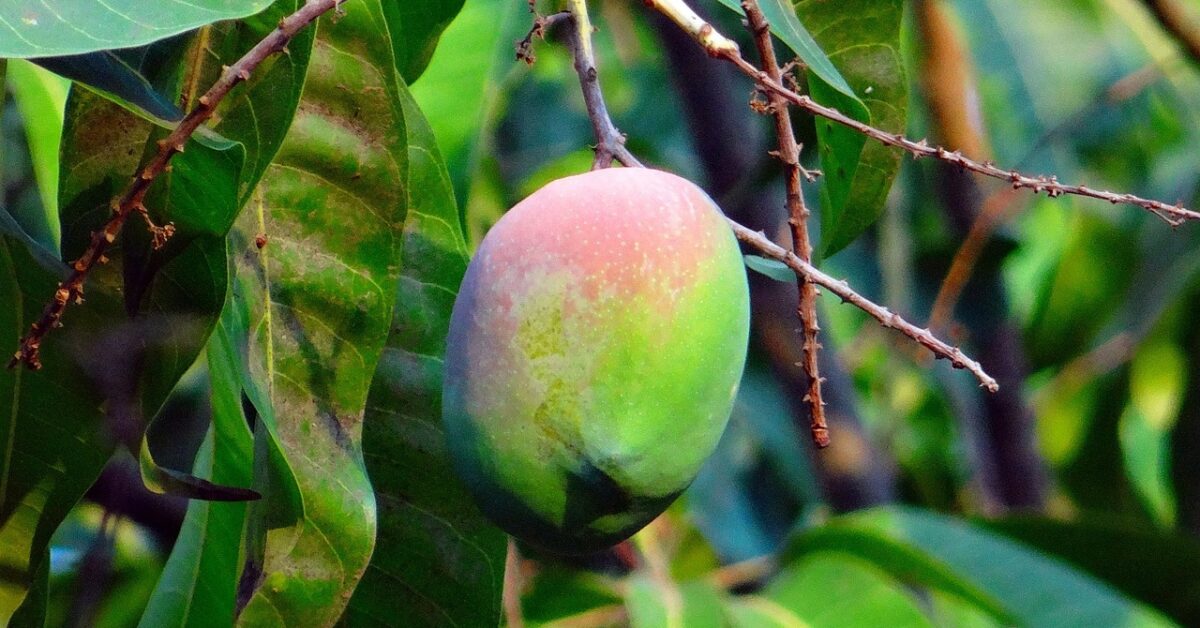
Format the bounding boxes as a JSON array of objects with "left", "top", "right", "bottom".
[
  {"left": 503, "top": 538, "right": 526, "bottom": 628},
  {"left": 741, "top": 0, "right": 828, "bottom": 448},
  {"left": 526, "top": 0, "right": 998, "bottom": 396},
  {"left": 1143, "top": 0, "right": 1200, "bottom": 64},
  {"left": 731, "top": 222, "right": 999, "bottom": 391},
  {"left": 644, "top": 0, "right": 1200, "bottom": 226},
  {"left": 8, "top": 0, "right": 344, "bottom": 370}
]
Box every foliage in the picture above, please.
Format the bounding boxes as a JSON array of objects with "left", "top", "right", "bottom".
[{"left": 1, "top": 0, "right": 1200, "bottom": 625}]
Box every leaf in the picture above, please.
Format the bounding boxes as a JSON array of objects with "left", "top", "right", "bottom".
[
  {"left": 137, "top": 435, "right": 259, "bottom": 501},
  {"left": 384, "top": 0, "right": 466, "bottom": 84},
  {"left": 228, "top": 3, "right": 409, "bottom": 623},
  {"left": 786, "top": 507, "right": 1175, "bottom": 627},
  {"left": 0, "top": 213, "right": 117, "bottom": 623},
  {"left": 34, "top": 45, "right": 187, "bottom": 127},
  {"left": 1119, "top": 340, "right": 1184, "bottom": 525},
  {"left": 793, "top": 0, "right": 907, "bottom": 255},
  {"left": 409, "top": 0, "right": 530, "bottom": 204},
  {"left": 626, "top": 575, "right": 725, "bottom": 628},
  {"left": 6, "top": 59, "right": 69, "bottom": 252},
  {"left": 342, "top": 74, "right": 506, "bottom": 626},
  {"left": 982, "top": 515, "right": 1200, "bottom": 627},
  {"left": 711, "top": 0, "right": 857, "bottom": 100},
  {"left": 724, "top": 551, "right": 933, "bottom": 627},
  {"left": 138, "top": 329, "right": 256, "bottom": 628},
  {"left": 0, "top": 0, "right": 274, "bottom": 58},
  {"left": 743, "top": 255, "right": 794, "bottom": 282}
]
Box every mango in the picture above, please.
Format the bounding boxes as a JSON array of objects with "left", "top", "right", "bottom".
[{"left": 443, "top": 168, "right": 750, "bottom": 554}]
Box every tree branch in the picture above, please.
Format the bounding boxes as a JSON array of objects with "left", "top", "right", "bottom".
[
  {"left": 524, "top": 1, "right": 999, "bottom": 406},
  {"left": 1143, "top": 0, "right": 1200, "bottom": 65},
  {"left": 644, "top": 0, "right": 1200, "bottom": 226},
  {"left": 741, "top": 0, "right": 828, "bottom": 447},
  {"left": 8, "top": 0, "right": 344, "bottom": 370}
]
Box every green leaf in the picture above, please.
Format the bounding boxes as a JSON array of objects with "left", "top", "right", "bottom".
[
  {"left": 228, "top": 3, "right": 409, "bottom": 623},
  {"left": 138, "top": 331, "right": 256, "bottom": 628},
  {"left": 410, "top": 0, "right": 530, "bottom": 205},
  {"left": 343, "top": 74, "right": 506, "bottom": 626},
  {"left": 982, "top": 515, "right": 1200, "bottom": 627},
  {"left": 743, "top": 255, "right": 794, "bottom": 282},
  {"left": 137, "top": 435, "right": 259, "bottom": 501},
  {"left": 626, "top": 575, "right": 725, "bottom": 628},
  {"left": 1119, "top": 340, "right": 1184, "bottom": 525},
  {"left": 0, "top": 0, "right": 274, "bottom": 58},
  {"left": 0, "top": 213, "right": 117, "bottom": 623},
  {"left": 725, "top": 551, "right": 932, "bottom": 627},
  {"left": 712, "top": 0, "right": 857, "bottom": 99},
  {"left": 385, "top": 0, "right": 466, "bottom": 83},
  {"left": 34, "top": 46, "right": 186, "bottom": 126},
  {"left": 793, "top": 0, "right": 907, "bottom": 255},
  {"left": 786, "top": 507, "right": 1175, "bottom": 627},
  {"left": 6, "top": 59, "right": 69, "bottom": 252}
]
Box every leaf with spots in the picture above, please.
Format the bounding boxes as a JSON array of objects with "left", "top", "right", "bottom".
[
  {"left": 0, "top": 0, "right": 274, "bottom": 58},
  {"left": 343, "top": 75, "right": 506, "bottom": 627},
  {"left": 793, "top": 0, "right": 908, "bottom": 256},
  {"left": 225, "top": 2, "right": 410, "bottom": 624}
]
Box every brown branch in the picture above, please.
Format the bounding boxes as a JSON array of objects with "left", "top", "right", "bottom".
[
  {"left": 642, "top": 0, "right": 1199, "bottom": 225},
  {"left": 8, "top": 0, "right": 344, "bottom": 370},
  {"left": 741, "top": 0, "right": 828, "bottom": 448},
  {"left": 732, "top": 222, "right": 999, "bottom": 391},
  {"left": 527, "top": 0, "right": 998, "bottom": 409},
  {"left": 1143, "top": 0, "right": 1200, "bottom": 64}
]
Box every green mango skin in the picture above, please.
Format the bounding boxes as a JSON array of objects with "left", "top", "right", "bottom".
[{"left": 443, "top": 168, "right": 750, "bottom": 554}]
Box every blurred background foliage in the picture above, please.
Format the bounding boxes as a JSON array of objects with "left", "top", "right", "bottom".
[{"left": 4, "top": 0, "right": 1200, "bottom": 625}]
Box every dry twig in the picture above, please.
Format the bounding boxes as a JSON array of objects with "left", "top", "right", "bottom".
[{"left": 8, "top": 0, "right": 344, "bottom": 370}]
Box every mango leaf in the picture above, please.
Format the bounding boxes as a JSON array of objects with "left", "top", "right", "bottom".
[
  {"left": 6, "top": 59, "right": 69, "bottom": 251},
  {"left": 626, "top": 575, "right": 725, "bottom": 628},
  {"left": 0, "top": 212, "right": 117, "bottom": 623},
  {"left": 343, "top": 78, "right": 506, "bottom": 626},
  {"left": 982, "top": 516, "right": 1200, "bottom": 628},
  {"left": 409, "top": 0, "right": 530, "bottom": 204},
  {"left": 711, "top": 0, "right": 857, "bottom": 99},
  {"left": 34, "top": 44, "right": 187, "bottom": 127},
  {"left": 138, "top": 329, "right": 256, "bottom": 627},
  {"left": 386, "top": 0, "right": 466, "bottom": 84},
  {"left": 786, "top": 507, "right": 1175, "bottom": 627},
  {"left": 724, "top": 552, "right": 932, "bottom": 627},
  {"left": 228, "top": 2, "right": 409, "bottom": 623},
  {"left": 0, "top": 0, "right": 274, "bottom": 58},
  {"left": 743, "top": 255, "right": 794, "bottom": 282},
  {"left": 794, "top": 0, "right": 907, "bottom": 255},
  {"left": 1119, "top": 340, "right": 1184, "bottom": 525}
]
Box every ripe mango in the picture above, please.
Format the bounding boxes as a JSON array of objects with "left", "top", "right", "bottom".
[{"left": 443, "top": 168, "right": 750, "bottom": 553}]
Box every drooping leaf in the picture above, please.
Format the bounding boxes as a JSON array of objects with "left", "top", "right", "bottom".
[
  {"left": 0, "top": 211, "right": 117, "bottom": 623},
  {"left": 6, "top": 59, "right": 69, "bottom": 252},
  {"left": 743, "top": 255, "right": 794, "bottom": 282},
  {"left": 786, "top": 507, "right": 1174, "bottom": 627},
  {"left": 0, "top": 0, "right": 274, "bottom": 58},
  {"left": 228, "top": 2, "right": 409, "bottom": 623},
  {"left": 34, "top": 44, "right": 187, "bottom": 127},
  {"left": 409, "top": 0, "right": 530, "bottom": 205},
  {"left": 626, "top": 575, "right": 725, "bottom": 628},
  {"left": 724, "top": 552, "right": 933, "bottom": 627},
  {"left": 137, "top": 328, "right": 256, "bottom": 628},
  {"left": 982, "top": 515, "right": 1200, "bottom": 628},
  {"left": 793, "top": 0, "right": 907, "bottom": 255},
  {"left": 385, "top": 0, "right": 467, "bottom": 84},
  {"left": 343, "top": 74, "right": 506, "bottom": 626}
]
